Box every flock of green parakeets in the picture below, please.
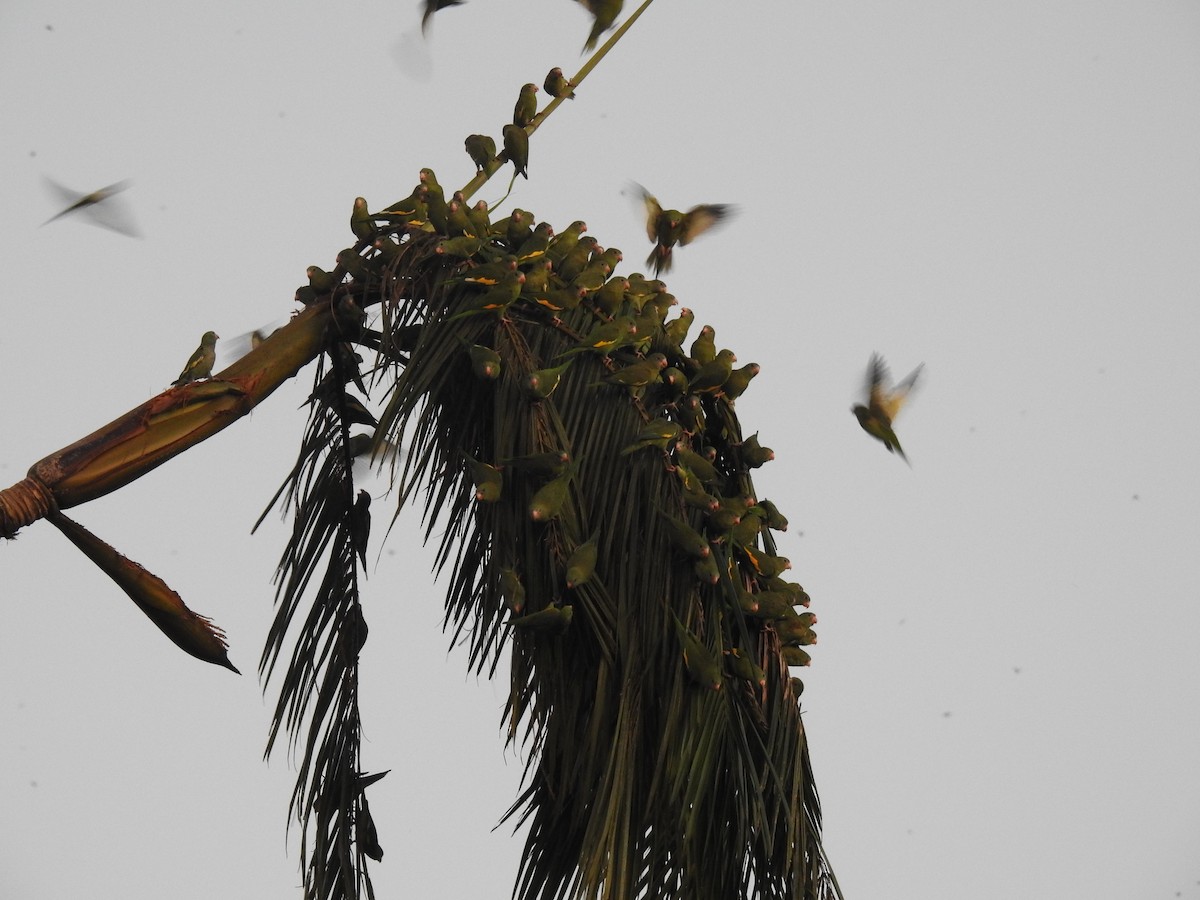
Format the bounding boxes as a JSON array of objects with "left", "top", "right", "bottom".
[{"left": 322, "top": 149, "right": 827, "bottom": 688}]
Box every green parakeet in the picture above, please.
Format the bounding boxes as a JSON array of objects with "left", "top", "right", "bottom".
[
  {"left": 782, "top": 646, "right": 812, "bottom": 668},
  {"left": 421, "top": 0, "right": 465, "bottom": 34},
  {"left": 464, "top": 453, "right": 503, "bottom": 502},
  {"left": 42, "top": 177, "right": 139, "bottom": 237},
  {"left": 435, "top": 235, "right": 485, "bottom": 259},
  {"left": 172, "top": 331, "right": 219, "bottom": 385},
  {"left": 468, "top": 344, "right": 502, "bottom": 380},
  {"left": 546, "top": 220, "right": 587, "bottom": 265},
  {"left": 516, "top": 221, "right": 555, "bottom": 262},
  {"left": 672, "top": 614, "right": 722, "bottom": 691},
  {"left": 464, "top": 133, "right": 497, "bottom": 172},
  {"left": 579, "top": 0, "right": 623, "bottom": 52},
  {"left": 688, "top": 348, "right": 737, "bottom": 394},
  {"left": 595, "top": 352, "right": 667, "bottom": 390},
  {"left": 527, "top": 360, "right": 574, "bottom": 399},
  {"left": 513, "top": 83, "right": 539, "bottom": 128},
  {"left": 723, "top": 362, "right": 761, "bottom": 401},
  {"left": 657, "top": 510, "right": 711, "bottom": 559},
  {"left": 510, "top": 604, "right": 573, "bottom": 632},
  {"left": 307, "top": 265, "right": 337, "bottom": 294},
  {"left": 350, "top": 196, "right": 376, "bottom": 239},
  {"left": 620, "top": 417, "right": 681, "bottom": 455},
  {"left": 674, "top": 445, "right": 718, "bottom": 485},
  {"left": 530, "top": 471, "right": 572, "bottom": 522},
  {"left": 689, "top": 324, "right": 715, "bottom": 365},
  {"left": 503, "top": 125, "right": 530, "bottom": 179},
  {"left": 554, "top": 235, "right": 599, "bottom": 281},
  {"left": 499, "top": 566, "right": 526, "bottom": 613},
  {"left": 543, "top": 66, "right": 576, "bottom": 99},
  {"left": 738, "top": 432, "right": 775, "bottom": 469},
  {"left": 633, "top": 182, "right": 734, "bottom": 275},
  {"left": 590, "top": 275, "right": 630, "bottom": 317},
  {"left": 560, "top": 314, "right": 637, "bottom": 357},
  {"left": 564, "top": 535, "right": 598, "bottom": 588},
  {"left": 852, "top": 353, "right": 923, "bottom": 464},
  {"left": 725, "top": 648, "right": 767, "bottom": 686},
  {"left": 757, "top": 499, "right": 789, "bottom": 532}
]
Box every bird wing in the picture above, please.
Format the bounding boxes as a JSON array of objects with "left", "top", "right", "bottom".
[
  {"left": 630, "top": 182, "right": 662, "bottom": 242},
  {"left": 678, "top": 203, "right": 733, "bottom": 245},
  {"left": 867, "top": 354, "right": 921, "bottom": 422}
]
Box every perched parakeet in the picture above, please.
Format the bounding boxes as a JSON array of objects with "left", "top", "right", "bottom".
[
  {"left": 590, "top": 275, "right": 630, "bottom": 317},
  {"left": 595, "top": 352, "right": 667, "bottom": 390},
  {"left": 579, "top": 0, "right": 623, "bottom": 52},
  {"left": 657, "top": 510, "right": 711, "bottom": 559},
  {"left": 499, "top": 566, "right": 526, "bottom": 614},
  {"left": 674, "top": 445, "right": 719, "bottom": 485},
  {"left": 510, "top": 604, "right": 573, "bottom": 633},
  {"left": 620, "top": 417, "right": 681, "bottom": 455},
  {"left": 546, "top": 220, "right": 587, "bottom": 265},
  {"left": 633, "top": 182, "right": 734, "bottom": 275},
  {"left": 421, "top": 0, "right": 465, "bottom": 34},
  {"left": 464, "top": 453, "right": 503, "bottom": 502},
  {"left": 554, "top": 235, "right": 600, "bottom": 282},
  {"left": 530, "top": 471, "right": 572, "bottom": 522},
  {"left": 419, "top": 168, "right": 448, "bottom": 233},
  {"left": 467, "top": 200, "right": 491, "bottom": 238},
  {"left": 853, "top": 353, "right": 923, "bottom": 464},
  {"left": 560, "top": 314, "right": 637, "bottom": 358},
  {"left": 725, "top": 648, "right": 767, "bottom": 687},
  {"left": 564, "top": 535, "right": 598, "bottom": 589},
  {"left": 513, "top": 83, "right": 539, "bottom": 128},
  {"left": 738, "top": 432, "right": 775, "bottom": 469},
  {"left": 464, "top": 133, "right": 497, "bottom": 172},
  {"left": 757, "top": 499, "right": 789, "bottom": 532},
  {"left": 468, "top": 343, "right": 502, "bottom": 380},
  {"left": 722, "top": 362, "right": 761, "bottom": 401},
  {"left": 503, "top": 208, "right": 535, "bottom": 249},
  {"left": 782, "top": 646, "right": 812, "bottom": 668},
  {"left": 688, "top": 348, "right": 737, "bottom": 394},
  {"left": 672, "top": 614, "right": 722, "bottom": 691},
  {"left": 526, "top": 360, "right": 574, "bottom": 399},
  {"left": 172, "top": 331, "right": 219, "bottom": 386},
  {"left": 307, "top": 265, "right": 337, "bottom": 294},
  {"left": 350, "top": 196, "right": 376, "bottom": 239},
  {"left": 689, "top": 324, "right": 716, "bottom": 365},
  {"left": 662, "top": 307, "right": 695, "bottom": 351},
  {"left": 501, "top": 450, "right": 572, "bottom": 478},
  {"left": 544, "top": 67, "right": 576, "bottom": 99},
  {"left": 42, "top": 177, "right": 139, "bottom": 237},
  {"left": 503, "top": 124, "right": 530, "bottom": 179},
  {"left": 516, "top": 221, "right": 554, "bottom": 262}
]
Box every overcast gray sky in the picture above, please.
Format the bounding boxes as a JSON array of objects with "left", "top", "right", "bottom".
[{"left": 2, "top": 1, "right": 1199, "bottom": 897}]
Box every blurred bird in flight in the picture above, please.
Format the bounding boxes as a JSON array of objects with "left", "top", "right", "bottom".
[
  {"left": 852, "top": 353, "right": 922, "bottom": 464},
  {"left": 42, "top": 177, "right": 140, "bottom": 237}
]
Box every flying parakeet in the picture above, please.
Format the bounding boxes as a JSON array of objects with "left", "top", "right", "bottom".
[
  {"left": 633, "top": 182, "right": 734, "bottom": 275},
  {"left": 578, "top": 0, "right": 623, "bottom": 52},
  {"left": 852, "top": 353, "right": 923, "bottom": 464},
  {"left": 421, "top": 0, "right": 465, "bottom": 34},
  {"left": 172, "top": 331, "right": 219, "bottom": 385},
  {"left": 42, "top": 177, "right": 140, "bottom": 237}
]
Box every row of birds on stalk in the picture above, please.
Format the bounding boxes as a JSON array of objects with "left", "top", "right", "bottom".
[{"left": 40, "top": 173, "right": 922, "bottom": 463}]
